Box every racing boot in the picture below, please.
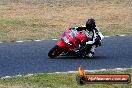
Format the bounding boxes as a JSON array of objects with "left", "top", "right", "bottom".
[
  {"left": 87, "top": 51, "right": 94, "bottom": 58},
  {"left": 86, "top": 45, "right": 96, "bottom": 58}
]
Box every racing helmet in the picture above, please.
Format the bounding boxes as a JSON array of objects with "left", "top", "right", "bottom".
[{"left": 86, "top": 18, "right": 96, "bottom": 31}]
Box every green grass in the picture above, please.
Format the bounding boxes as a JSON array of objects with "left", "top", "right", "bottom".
[{"left": 0, "top": 69, "right": 132, "bottom": 88}]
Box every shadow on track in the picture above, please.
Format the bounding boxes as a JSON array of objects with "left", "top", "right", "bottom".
[{"left": 50, "top": 55, "right": 110, "bottom": 60}]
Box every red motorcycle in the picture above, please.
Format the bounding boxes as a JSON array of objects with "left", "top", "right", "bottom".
[{"left": 48, "top": 29, "right": 90, "bottom": 58}]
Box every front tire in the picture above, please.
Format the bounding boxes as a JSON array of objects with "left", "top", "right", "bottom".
[{"left": 48, "top": 45, "right": 62, "bottom": 58}]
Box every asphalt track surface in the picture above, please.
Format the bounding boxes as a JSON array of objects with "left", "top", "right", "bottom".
[{"left": 0, "top": 36, "right": 132, "bottom": 77}]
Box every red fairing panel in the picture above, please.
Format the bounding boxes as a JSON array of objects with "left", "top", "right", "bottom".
[
  {"left": 76, "top": 32, "right": 88, "bottom": 43},
  {"left": 57, "top": 41, "right": 66, "bottom": 48}
]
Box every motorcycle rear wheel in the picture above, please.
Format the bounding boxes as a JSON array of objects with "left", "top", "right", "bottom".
[{"left": 48, "top": 45, "right": 62, "bottom": 58}]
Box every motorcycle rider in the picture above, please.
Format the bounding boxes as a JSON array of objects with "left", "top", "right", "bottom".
[{"left": 70, "top": 18, "right": 104, "bottom": 58}]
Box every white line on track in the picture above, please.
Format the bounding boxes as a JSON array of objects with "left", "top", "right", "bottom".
[
  {"left": 52, "top": 39, "right": 58, "bottom": 40},
  {"left": 16, "top": 75, "right": 22, "bottom": 77},
  {"left": 1, "top": 67, "right": 132, "bottom": 79},
  {"left": 100, "top": 69, "right": 107, "bottom": 71},
  {"left": 34, "top": 40, "right": 42, "bottom": 42},
  {"left": 104, "top": 36, "right": 110, "bottom": 37},
  {"left": 1, "top": 76, "right": 12, "bottom": 79},
  {"left": 119, "top": 35, "right": 126, "bottom": 36},
  {"left": 25, "top": 74, "right": 34, "bottom": 77},
  {"left": 0, "top": 35, "right": 128, "bottom": 43},
  {"left": 49, "top": 67, "right": 132, "bottom": 74},
  {"left": 16, "top": 41, "right": 24, "bottom": 43}
]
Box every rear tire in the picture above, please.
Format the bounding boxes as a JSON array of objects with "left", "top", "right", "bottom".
[{"left": 48, "top": 45, "right": 62, "bottom": 58}]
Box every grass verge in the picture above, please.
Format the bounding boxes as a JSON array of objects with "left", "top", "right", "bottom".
[
  {"left": 0, "top": 69, "right": 132, "bottom": 88},
  {"left": 0, "top": 0, "right": 131, "bottom": 41}
]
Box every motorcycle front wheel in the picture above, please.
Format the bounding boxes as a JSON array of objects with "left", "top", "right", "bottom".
[{"left": 48, "top": 45, "right": 63, "bottom": 58}]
